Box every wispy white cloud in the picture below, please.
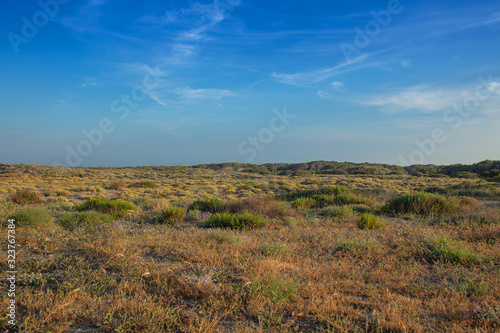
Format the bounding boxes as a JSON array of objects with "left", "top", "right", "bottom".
[
  {"left": 365, "top": 87, "right": 456, "bottom": 113},
  {"left": 59, "top": 0, "right": 106, "bottom": 34},
  {"left": 271, "top": 46, "right": 398, "bottom": 86},
  {"left": 136, "top": 0, "right": 240, "bottom": 42},
  {"left": 401, "top": 59, "right": 411, "bottom": 67},
  {"left": 271, "top": 54, "right": 369, "bottom": 86},
  {"left": 330, "top": 81, "right": 344, "bottom": 90},
  {"left": 174, "top": 87, "right": 234, "bottom": 101},
  {"left": 317, "top": 81, "right": 344, "bottom": 99},
  {"left": 80, "top": 77, "right": 103, "bottom": 87},
  {"left": 363, "top": 80, "right": 500, "bottom": 114}
]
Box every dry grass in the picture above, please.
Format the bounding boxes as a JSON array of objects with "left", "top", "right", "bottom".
[{"left": 0, "top": 164, "right": 499, "bottom": 332}]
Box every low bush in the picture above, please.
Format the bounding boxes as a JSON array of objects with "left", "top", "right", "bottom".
[
  {"left": 357, "top": 213, "right": 383, "bottom": 230},
  {"left": 155, "top": 207, "right": 187, "bottom": 225},
  {"left": 205, "top": 212, "right": 266, "bottom": 229},
  {"left": 10, "top": 189, "right": 43, "bottom": 205},
  {"left": 292, "top": 197, "right": 316, "bottom": 210},
  {"left": 59, "top": 211, "right": 113, "bottom": 230},
  {"left": 9, "top": 206, "right": 53, "bottom": 227},
  {"left": 76, "top": 197, "right": 135, "bottom": 219},
  {"left": 382, "top": 192, "right": 461, "bottom": 217},
  {"left": 108, "top": 180, "right": 126, "bottom": 190},
  {"left": 226, "top": 195, "right": 293, "bottom": 219},
  {"left": 334, "top": 192, "right": 371, "bottom": 205},
  {"left": 322, "top": 206, "right": 354, "bottom": 219},
  {"left": 188, "top": 198, "right": 225, "bottom": 213}
]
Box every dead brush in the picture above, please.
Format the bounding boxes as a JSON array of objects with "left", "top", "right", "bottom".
[{"left": 226, "top": 194, "right": 296, "bottom": 219}]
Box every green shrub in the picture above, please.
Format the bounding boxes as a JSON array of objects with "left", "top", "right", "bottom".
[
  {"left": 322, "top": 206, "right": 354, "bottom": 219},
  {"left": 10, "top": 189, "right": 43, "bottom": 205},
  {"left": 9, "top": 206, "right": 52, "bottom": 227},
  {"left": 311, "top": 194, "right": 334, "bottom": 208},
  {"left": 155, "top": 207, "right": 186, "bottom": 225},
  {"left": 186, "top": 209, "right": 202, "bottom": 222},
  {"left": 76, "top": 197, "right": 135, "bottom": 219},
  {"left": 382, "top": 192, "right": 460, "bottom": 217},
  {"left": 188, "top": 198, "right": 225, "bottom": 213},
  {"left": 357, "top": 213, "right": 383, "bottom": 230},
  {"left": 205, "top": 212, "right": 266, "bottom": 229},
  {"left": 292, "top": 197, "right": 316, "bottom": 210},
  {"left": 59, "top": 211, "right": 113, "bottom": 230},
  {"left": 320, "top": 187, "right": 350, "bottom": 196}
]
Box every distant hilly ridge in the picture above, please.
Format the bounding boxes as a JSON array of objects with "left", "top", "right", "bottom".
[{"left": 1, "top": 160, "right": 499, "bottom": 182}]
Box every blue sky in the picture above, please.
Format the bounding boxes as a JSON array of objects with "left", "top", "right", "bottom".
[{"left": 1, "top": 0, "right": 499, "bottom": 167}]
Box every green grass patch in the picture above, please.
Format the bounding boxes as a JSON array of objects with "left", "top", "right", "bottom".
[
  {"left": 205, "top": 229, "right": 243, "bottom": 244},
  {"left": 251, "top": 277, "right": 300, "bottom": 303},
  {"left": 9, "top": 206, "right": 53, "bottom": 227},
  {"left": 76, "top": 197, "right": 135, "bottom": 219},
  {"left": 205, "top": 212, "right": 266, "bottom": 229},
  {"left": 321, "top": 206, "right": 354, "bottom": 219},
  {"left": 58, "top": 211, "right": 113, "bottom": 230},
  {"left": 429, "top": 237, "right": 486, "bottom": 265},
  {"left": 260, "top": 243, "right": 291, "bottom": 256},
  {"left": 458, "top": 280, "right": 492, "bottom": 296},
  {"left": 337, "top": 239, "right": 378, "bottom": 252},
  {"left": 281, "top": 217, "right": 298, "bottom": 226}
]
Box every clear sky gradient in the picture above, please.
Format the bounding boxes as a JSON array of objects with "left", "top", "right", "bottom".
[{"left": 1, "top": 0, "right": 499, "bottom": 167}]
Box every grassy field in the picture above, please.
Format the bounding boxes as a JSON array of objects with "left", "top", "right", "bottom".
[{"left": 1, "top": 164, "right": 499, "bottom": 332}]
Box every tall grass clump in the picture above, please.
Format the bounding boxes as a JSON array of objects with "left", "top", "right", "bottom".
[
  {"left": 205, "top": 212, "right": 266, "bottom": 229},
  {"left": 9, "top": 206, "right": 53, "bottom": 227},
  {"left": 382, "top": 192, "right": 461, "bottom": 217},
  {"left": 357, "top": 213, "right": 383, "bottom": 230},
  {"left": 76, "top": 197, "right": 135, "bottom": 219},
  {"left": 58, "top": 211, "right": 113, "bottom": 230},
  {"left": 188, "top": 198, "right": 225, "bottom": 213},
  {"left": 155, "top": 207, "right": 186, "bottom": 225},
  {"left": 10, "top": 189, "right": 43, "bottom": 205}
]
